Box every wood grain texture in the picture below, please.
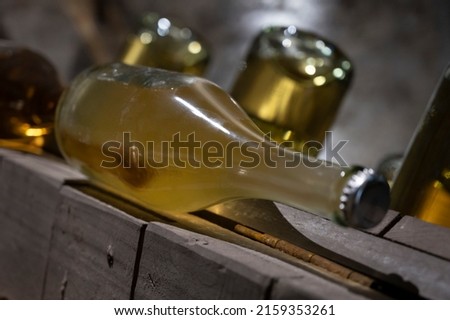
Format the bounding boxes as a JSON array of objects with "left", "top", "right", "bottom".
[
  {"left": 43, "top": 186, "right": 146, "bottom": 299},
  {"left": 2, "top": 150, "right": 450, "bottom": 300},
  {"left": 275, "top": 203, "right": 450, "bottom": 299},
  {"left": 384, "top": 216, "right": 450, "bottom": 261},
  {"left": 0, "top": 152, "right": 81, "bottom": 299},
  {"left": 270, "top": 276, "right": 387, "bottom": 299},
  {"left": 364, "top": 210, "right": 401, "bottom": 235},
  {"left": 0, "top": 148, "right": 23, "bottom": 160},
  {"left": 134, "top": 222, "right": 366, "bottom": 299}
]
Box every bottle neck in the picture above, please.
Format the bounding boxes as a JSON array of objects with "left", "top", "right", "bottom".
[{"left": 231, "top": 142, "right": 389, "bottom": 228}]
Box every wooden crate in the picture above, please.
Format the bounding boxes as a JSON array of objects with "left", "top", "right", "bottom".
[{"left": 1, "top": 148, "right": 450, "bottom": 299}]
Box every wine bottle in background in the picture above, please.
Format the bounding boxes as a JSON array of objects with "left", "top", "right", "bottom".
[
  {"left": 55, "top": 63, "right": 389, "bottom": 228},
  {"left": 231, "top": 26, "right": 353, "bottom": 155},
  {"left": 391, "top": 64, "right": 450, "bottom": 228},
  {"left": 0, "top": 41, "right": 63, "bottom": 154},
  {"left": 120, "top": 13, "right": 209, "bottom": 76}
]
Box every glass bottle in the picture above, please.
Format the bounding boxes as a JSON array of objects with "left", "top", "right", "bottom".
[
  {"left": 55, "top": 63, "right": 389, "bottom": 229},
  {"left": 0, "top": 41, "right": 63, "bottom": 152},
  {"left": 231, "top": 26, "right": 353, "bottom": 154},
  {"left": 391, "top": 64, "right": 450, "bottom": 228},
  {"left": 120, "top": 13, "right": 209, "bottom": 76}
]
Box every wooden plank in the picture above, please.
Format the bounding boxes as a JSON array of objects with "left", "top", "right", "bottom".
[
  {"left": 275, "top": 203, "right": 450, "bottom": 299},
  {"left": 0, "top": 148, "right": 23, "bottom": 160},
  {"left": 1, "top": 149, "right": 450, "bottom": 299},
  {"left": 43, "top": 186, "right": 149, "bottom": 299},
  {"left": 0, "top": 149, "right": 14, "bottom": 300},
  {"left": 384, "top": 216, "right": 450, "bottom": 261},
  {"left": 0, "top": 153, "right": 82, "bottom": 299},
  {"left": 364, "top": 210, "right": 401, "bottom": 236},
  {"left": 78, "top": 188, "right": 382, "bottom": 299},
  {"left": 270, "top": 277, "right": 382, "bottom": 299},
  {"left": 68, "top": 186, "right": 376, "bottom": 299},
  {"left": 134, "top": 222, "right": 367, "bottom": 299}
]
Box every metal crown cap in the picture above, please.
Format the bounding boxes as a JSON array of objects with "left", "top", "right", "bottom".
[{"left": 339, "top": 167, "right": 390, "bottom": 229}]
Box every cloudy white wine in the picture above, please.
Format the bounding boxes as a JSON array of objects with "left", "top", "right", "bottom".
[{"left": 56, "top": 63, "right": 389, "bottom": 228}]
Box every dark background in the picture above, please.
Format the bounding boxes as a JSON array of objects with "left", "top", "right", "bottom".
[{"left": 1, "top": 0, "right": 449, "bottom": 168}]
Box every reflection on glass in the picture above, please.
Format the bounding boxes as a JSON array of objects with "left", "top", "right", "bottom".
[
  {"left": 231, "top": 26, "right": 353, "bottom": 155},
  {"left": 120, "top": 13, "right": 209, "bottom": 76}
]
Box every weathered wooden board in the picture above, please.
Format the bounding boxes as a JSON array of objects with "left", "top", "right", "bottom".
[
  {"left": 364, "top": 210, "right": 401, "bottom": 236},
  {"left": 276, "top": 203, "right": 450, "bottom": 299},
  {"left": 74, "top": 187, "right": 381, "bottom": 299},
  {"left": 0, "top": 151, "right": 82, "bottom": 299},
  {"left": 0, "top": 150, "right": 371, "bottom": 300},
  {"left": 384, "top": 216, "right": 450, "bottom": 261},
  {"left": 43, "top": 186, "right": 146, "bottom": 299},
  {"left": 134, "top": 222, "right": 370, "bottom": 299},
  {"left": 2, "top": 149, "right": 450, "bottom": 300}
]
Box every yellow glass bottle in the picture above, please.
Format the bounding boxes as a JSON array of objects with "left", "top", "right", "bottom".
[
  {"left": 55, "top": 63, "right": 389, "bottom": 228},
  {"left": 391, "top": 64, "right": 450, "bottom": 228},
  {"left": 120, "top": 13, "right": 209, "bottom": 76},
  {"left": 231, "top": 26, "right": 352, "bottom": 154},
  {"left": 0, "top": 41, "right": 63, "bottom": 153}
]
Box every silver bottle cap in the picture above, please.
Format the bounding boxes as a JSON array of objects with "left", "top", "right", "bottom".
[{"left": 339, "top": 167, "right": 390, "bottom": 228}]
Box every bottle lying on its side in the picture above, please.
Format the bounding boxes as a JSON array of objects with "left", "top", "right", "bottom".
[{"left": 55, "top": 62, "right": 389, "bottom": 229}]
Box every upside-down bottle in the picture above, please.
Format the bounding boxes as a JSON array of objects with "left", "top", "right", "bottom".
[
  {"left": 231, "top": 26, "right": 353, "bottom": 154},
  {"left": 0, "top": 41, "right": 63, "bottom": 154},
  {"left": 120, "top": 13, "right": 209, "bottom": 76},
  {"left": 55, "top": 63, "right": 389, "bottom": 228}
]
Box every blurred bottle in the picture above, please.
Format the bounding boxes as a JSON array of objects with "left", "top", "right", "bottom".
[
  {"left": 231, "top": 26, "right": 353, "bottom": 155},
  {"left": 0, "top": 41, "right": 63, "bottom": 154},
  {"left": 391, "top": 64, "right": 450, "bottom": 228},
  {"left": 376, "top": 154, "right": 403, "bottom": 188},
  {"left": 120, "top": 13, "right": 209, "bottom": 76}
]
